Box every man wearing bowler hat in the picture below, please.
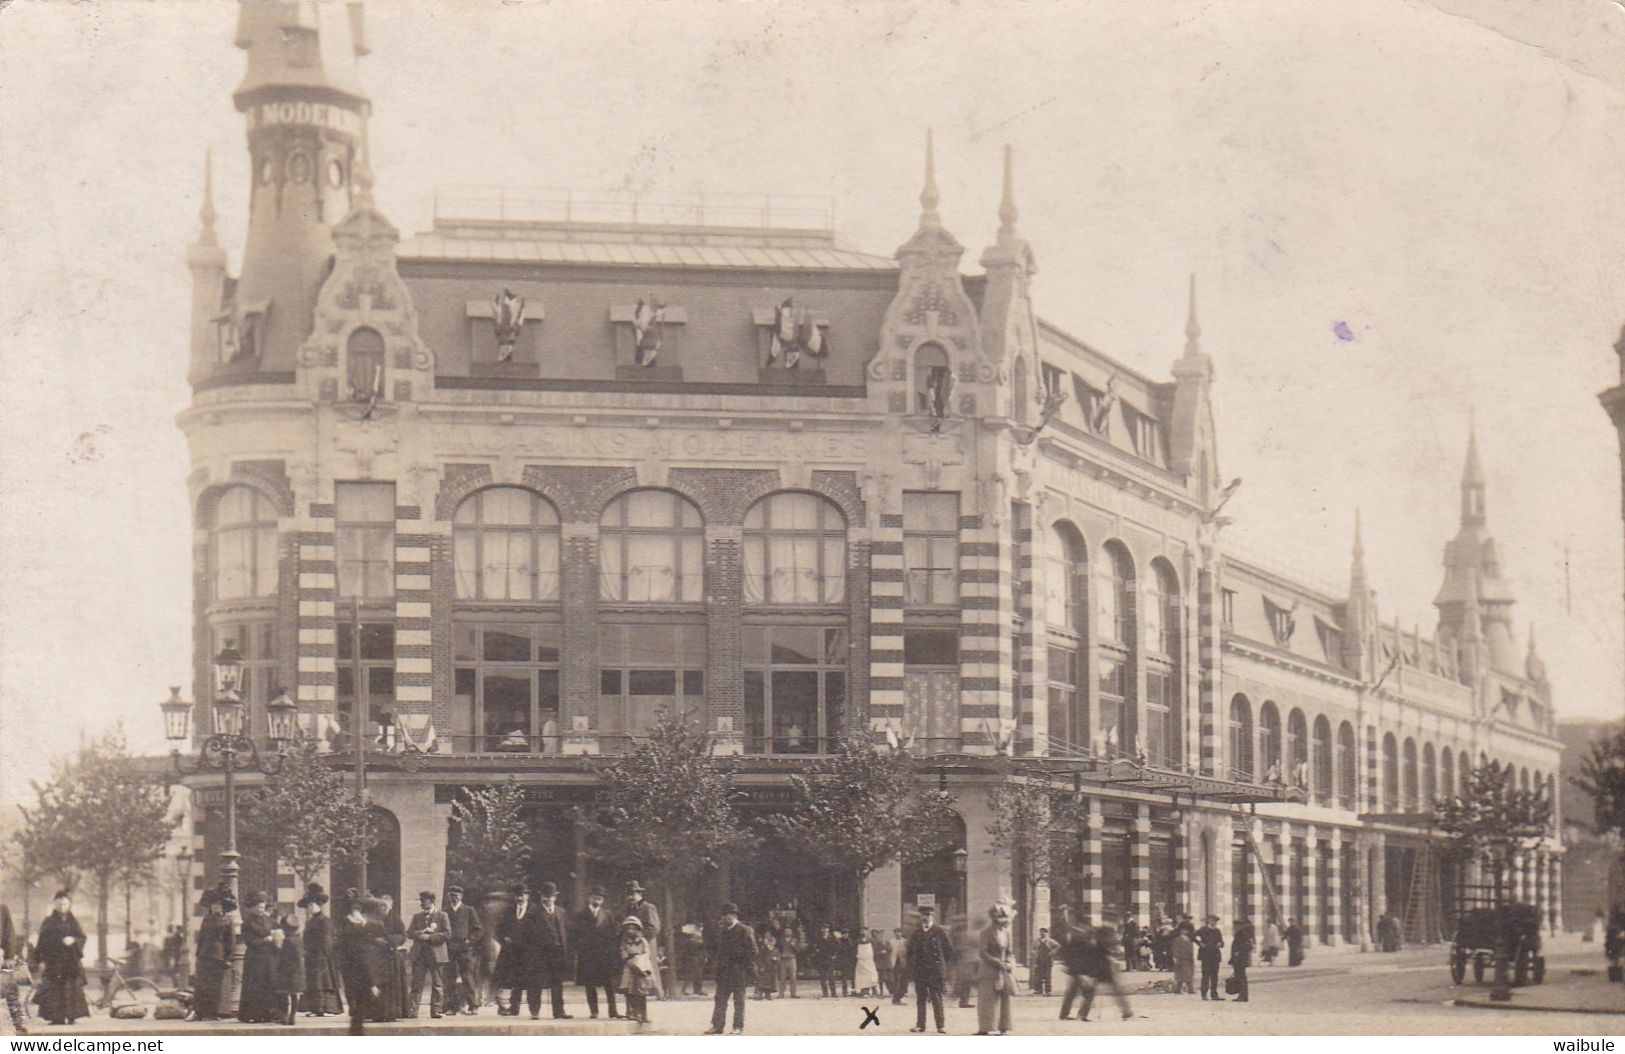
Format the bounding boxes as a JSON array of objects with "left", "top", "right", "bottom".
[
  {"left": 533, "top": 882, "right": 572, "bottom": 1019},
  {"left": 704, "top": 903, "right": 757, "bottom": 1035},
  {"left": 442, "top": 886, "right": 483, "bottom": 1015},
  {"left": 407, "top": 891, "right": 451, "bottom": 1018},
  {"left": 574, "top": 886, "right": 621, "bottom": 1019}
]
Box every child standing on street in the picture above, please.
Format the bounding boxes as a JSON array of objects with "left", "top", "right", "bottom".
[{"left": 619, "top": 918, "right": 654, "bottom": 1025}]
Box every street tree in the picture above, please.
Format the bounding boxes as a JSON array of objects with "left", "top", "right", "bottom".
[
  {"left": 769, "top": 736, "right": 958, "bottom": 926},
  {"left": 237, "top": 739, "right": 375, "bottom": 886},
  {"left": 1432, "top": 758, "right": 1553, "bottom": 907},
  {"left": 590, "top": 711, "right": 754, "bottom": 971},
  {"left": 986, "top": 781, "right": 1083, "bottom": 952},
  {"left": 20, "top": 728, "right": 178, "bottom": 966},
  {"left": 1576, "top": 724, "right": 1625, "bottom": 839},
  {"left": 446, "top": 779, "right": 534, "bottom": 903}
]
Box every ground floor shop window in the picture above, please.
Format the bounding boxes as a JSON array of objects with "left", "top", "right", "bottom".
[
  {"left": 1100, "top": 827, "right": 1131, "bottom": 922},
  {"left": 599, "top": 622, "right": 703, "bottom": 748},
  {"left": 453, "top": 621, "right": 561, "bottom": 751},
  {"left": 1233, "top": 837, "right": 1253, "bottom": 924},
  {"left": 1150, "top": 831, "right": 1177, "bottom": 920},
  {"left": 743, "top": 624, "right": 846, "bottom": 754}
]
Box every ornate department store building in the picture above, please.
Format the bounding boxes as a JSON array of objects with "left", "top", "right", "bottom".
[{"left": 181, "top": 1, "right": 1564, "bottom": 949}]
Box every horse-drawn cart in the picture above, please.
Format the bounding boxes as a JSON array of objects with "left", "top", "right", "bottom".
[{"left": 1449, "top": 904, "right": 1544, "bottom": 987}]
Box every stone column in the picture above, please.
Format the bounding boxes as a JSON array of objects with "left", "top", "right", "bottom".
[
  {"left": 1132, "top": 803, "right": 1152, "bottom": 927},
  {"left": 1327, "top": 829, "right": 1342, "bottom": 946},
  {"left": 559, "top": 522, "right": 600, "bottom": 751},
  {"left": 1082, "top": 798, "right": 1104, "bottom": 924},
  {"left": 704, "top": 523, "right": 745, "bottom": 753},
  {"left": 1302, "top": 825, "right": 1317, "bottom": 942},
  {"left": 1174, "top": 817, "right": 1191, "bottom": 918},
  {"left": 1550, "top": 856, "right": 1563, "bottom": 933}
]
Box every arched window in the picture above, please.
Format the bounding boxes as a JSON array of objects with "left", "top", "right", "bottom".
[
  {"left": 1440, "top": 747, "right": 1455, "bottom": 801},
  {"left": 1312, "top": 715, "right": 1333, "bottom": 804},
  {"left": 1096, "top": 541, "right": 1135, "bottom": 646},
  {"left": 1045, "top": 523, "right": 1087, "bottom": 633},
  {"left": 743, "top": 492, "right": 846, "bottom": 605},
  {"left": 1337, "top": 721, "right": 1357, "bottom": 808},
  {"left": 1146, "top": 560, "right": 1180, "bottom": 659},
  {"left": 1402, "top": 737, "right": 1419, "bottom": 811},
  {"left": 599, "top": 490, "right": 704, "bottom": 603},
  {"left": 1012, "top": 357, "right": 1030, "bottom": 426},
  {"left": 1287, "top": 708, "right": 1308, "bottom": 783},
  {"left": 213, "top": 485, "right": 279, "bottom": 599},
  {"left": 1520, "top": 767, "right": 1531, "bottom": 794},
  {"left": 1229, "top": 695, "right": 1254, "bottom": 781},
  {"left": 1422, "top": 743, "right": 1438, "bottom": 806},
  {"left": 1382, "top": 733, "right": 1400, "bottom": 811},
  {"left": 346, "top": 326, "right": 385, "bottom": 402},
  {"left": 914, "top": 343, "right": 953, "bottom": 416},
  {"left": 1259, "top": 702, "right": 1282, "bottom": 781},
  {"left": 453, "top": 487, "right": 560, "bottom": 601}
]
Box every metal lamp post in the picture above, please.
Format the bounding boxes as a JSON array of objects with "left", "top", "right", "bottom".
[
  {"left": 172, "top": 847, "right": 193, "bottom": 983},
  {"left": 160, "top": 647, "right": 297, "bottom": 1014},
  {"left": 951, "top": 847, "right": 969, "bottom": 925}
]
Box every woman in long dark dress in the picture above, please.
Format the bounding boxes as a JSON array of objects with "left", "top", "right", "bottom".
[
  {"left": 297, "top": 883, "right": 343, "bottom": 1016},
  {"left": 189, "top": 890, "right": 234, "bottom": 1021},
  {"left": 31, "top": 891, "right": 89, "bottom": 1026},
  {"left": 376, "top": 894, "right": 408, "bottom": 1022},
  {"left": 236, "top": 892, "right": 282, "bottom": 1023},
  {"left": 336, "top": 899, "right": 388, "bottom": 1036},
  {"left": 273, "top": 912, "right": 305, "bottom": 1026}
]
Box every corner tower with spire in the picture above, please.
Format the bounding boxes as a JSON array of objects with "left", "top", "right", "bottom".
[{"left": 1434, "top": 418, "right": 1521, "bottom": 681}]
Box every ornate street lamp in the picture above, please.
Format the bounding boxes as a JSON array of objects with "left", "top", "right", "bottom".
[
  {"left": 160, "top": 645, "right": 293, "bottom": 1013},
  {"left": 951, "top": 847, "right": 969, "bottom": 924}
]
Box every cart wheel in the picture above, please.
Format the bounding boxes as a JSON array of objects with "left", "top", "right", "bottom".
[
  {"left": 1472, "top": 957, "right": 1486, "bottom": 983},
  {"left": 1450, "top": 956, "right": 1465, "bottom": 985},
  {"left": 1533, "top": 956, "right": 1545, "bottom": 985}
]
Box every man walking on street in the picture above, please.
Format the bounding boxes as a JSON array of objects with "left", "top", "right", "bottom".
[
  {"left": 443, "top": 886, "right": 483, "bottom": 1015},
  {"left": 888, "top": 928, "right": 909, "bottom": 1005},
  {"left": 1195, "top": 914, "right": 1224, "bottom": 1002},
  {"left": 905, "top": 906, "right": 955, "bottom": 1034},
  {"left": 705, "top": 903, "right": 757, "bottom": 1035},
  {"left": 407, "top": 891, "right": 451, "bottom": 1019},
  {"left": 1229, "top": 917, "right": 1255, "bottom": 1003}
]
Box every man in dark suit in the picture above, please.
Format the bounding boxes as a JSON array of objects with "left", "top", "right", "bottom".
[
  {"left": 1195, "top": 914, "right": 1225, "bottom": 1001},
  {"left": 905, "top": 905, "right": 956, "bottom": 1034},
  {"left": 704, "top": 903, "right": 757, "bottom": 1035},
  {"left": 573, "top": 886, "right": 621, "bottom": 1019},
  {"left": 442, "top": 885, "right": 483, "bottom": 1015},
  {"left": 407, "top": 891, "right": 451, "bottom": 1018},
  {"left": 531, "top": 882, "right": 572, "bottom": 1019},
  {"left": 496, "top": 888, "right": 535, "bottom": 1017}
]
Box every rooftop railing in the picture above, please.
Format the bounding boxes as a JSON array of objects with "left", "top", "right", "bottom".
[{"left": 431, "top": 186, "right": 836, "bottom": 232}]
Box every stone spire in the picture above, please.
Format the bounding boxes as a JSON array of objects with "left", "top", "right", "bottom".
[
  {"left": 1168, "top": 273, "right": 1217, "bottom": 486},
  {"left": 1526, "top": 623, "right": 1549, "bottom": 686},
  {"left": 919, "top": 129, "right": 942, "bottom": 231},
  {"left": 196, "top": 148, "right": 218, "bottom": 248},
  {"left": 1343, "top": 509, "right": 1376, "bottom": 679},
  {"left": 980, "top": 144, "right": 1034, "bottom": 275},
  {"left": 1184, "top": 272, "right": 1201, "bottom": 357},
  {"left": 187, "top": 149, "right": 229, "bottom": 387},
  {"left": 1462, "top": 410, "right": 1486, "bottom": 525},
  {"left": 996, "top": 144, "right": 1018, "bottom": 242},
  {"left": 895, "top": 129, "right": 964, "bottom": 262}
]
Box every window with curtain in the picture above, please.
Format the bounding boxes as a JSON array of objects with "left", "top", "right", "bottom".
[
  {"left": 743, "top": 492, "right": 846, "bottom": 605},
  {"left": 1259, "top": 702, "right": 1282, "bottom": 778},
  {"left": 1422, "top": 743, "right": 1438, "bottom": 805},
  {"left": 1147, "top": 561, "right": 1179, "bottom": 658},
  {"left": 1441, "top": 748, "right": 1455, "bottom": 801},
  {"left": 1382, "top": 734, "right": 1399, "bottom": 811},
  {"left": 1096, "top": 542, "right": 1134, "bottom": 645},
  {"left": 1338, "top": 721, "right": 1357, "bottom": 807},
  {"left": 1045, "top": 524, "right": 1086, "bottom": 632},
  {"left": 1145, "top": 670, "right": 1173, "bottom": 766},
  {"left": 1047, "top": 644, "right": 1081, "bottom": 749},
  {"left": 1288, "top": 708, "right": 1308, "bottom": 774},
  {"left": 598, "top": 622, "right": 704, "bottom": 746},
  {"left": 453, "top": 487, "right": 560, "bottom": 601},
  {"left": 1313, "top": 715, "right": 1333, "bottom": 804},
  {"left": 599, "top": 490, "right": 704, "bottom": 603},
  {"left": 1229, "top": 695, "right": 1253, "bottom": 780},
  {"left": 453, "top": 622, "right": 561, "bottom": 752},
  {"left": 1403, "top": 737, "right": 1419, "bottom": 810},
  {"left": 213, "top": 486, "right": 279, "bottom": 599},
  {"left": 336, "top": 482, "right": 395, "bottom": 598},
  {"left": 903, "top": 492, "right": 959, "bottom": 607}
]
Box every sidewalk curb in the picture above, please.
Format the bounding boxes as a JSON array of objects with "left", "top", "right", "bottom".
[{"left": 1452, "top": 998, "right": 1624, "bottom": 1016}]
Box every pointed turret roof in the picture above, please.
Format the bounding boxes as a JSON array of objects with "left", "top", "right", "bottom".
[
  {"left": 1463, "top": 410, "right": 1485, "bottom": 489},
  {"left": 196, "top": 148, "right": 218, "bottom": 248},
  {"left": 896, "top": 130, "right": 964, "bottom": 262},
  {"left": 980, "top": 144, "right": 1034, "bottom": 274}
]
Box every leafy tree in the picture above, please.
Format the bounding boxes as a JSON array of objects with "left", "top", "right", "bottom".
[
  {"left": 446, "top": 779, "right": 534, "bottom": 903},
  {"left": 237, "top": 739, "right": 375, "bottom": 885},
  {"left": 1432, "top": 758, "right": 1553, "bottom": 907},
  {"left": 768, "top": 736, "right": 958, "bottom": 926},
  {"left": 590, "top": 712, "right": 754, "bottom": 971},
  {"left": 1576, "top": 724, "right": 1625, "bottom": 838},
  {"left": 986, "top": 781, "right": 1083, "bottom": 955},
  {"left": 18, "top": 728, "right": 178, "bottom": 966}
]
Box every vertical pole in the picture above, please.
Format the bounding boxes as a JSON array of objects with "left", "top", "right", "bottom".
[
  {"left": 353, "top": 595, "right": 369, "bottom": 897},
  {"left": 220, "top": 748, "right": 243, "bottom": 1015}
]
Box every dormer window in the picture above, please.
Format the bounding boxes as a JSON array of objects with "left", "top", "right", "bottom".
[
  {"left": 1041, "top": 363, "right": 1065, "bottom": 402},
  {"left": 1263, "top": 597, "right": 1297, "bottom": 646},
  {"left": 1221, "top": 588, "right": 1236, "bottom": 627},
  {"left": 1315, "top": 618, "right": 1343, "bottom": 667},
  {"left": 1125, "top": 404, "right": 1163, "bottom": 461}
]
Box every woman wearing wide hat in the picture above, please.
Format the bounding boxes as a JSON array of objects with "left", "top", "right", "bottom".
[
  {"left": 974, "top": 898, "right": 1017, "bottom": 1035},
  {"left": 189, "top": 887, "right": 234, "bottom": 1020},
  {"left": 298, "top": 883, "right": 344, "bottom": 1016},
  {"left": 30, "top": 890, "right": 89, "bottom": 1026},
  {"left": 237, "top": 891, "right": 283, "bottom": 1023}
]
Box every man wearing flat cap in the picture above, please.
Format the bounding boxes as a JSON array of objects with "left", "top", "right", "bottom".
[
  {"left": 704, "top": 902, "right": 757, "bottom": 1035},
  {"left": 574, "top": 885, "right": 621, "bottom": 1018},
  {"left": 906, "top": 905, "right": 955, "bottom": 1034},
  {"left": 532, "top": 882, "right": 572, "bottom": 1019},
  {"left": 442, "top": 886, "right": 483, "bottom": 1015}
]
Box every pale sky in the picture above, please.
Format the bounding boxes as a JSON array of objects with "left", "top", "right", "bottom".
[{"left": 2, "top": 0, "right": 1623, "bottom": 803}]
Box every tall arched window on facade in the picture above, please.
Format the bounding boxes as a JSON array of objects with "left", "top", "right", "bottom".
[
  {"left": 599, "top": 490, "right": 704, "bottom": 603},
  {"left": 1287, "top": 708, "right": 1308, "bottom": 786},
  {"left": 743, "top": 492, "right": 846, "bottom": 605},
  {"left": 1045, "top": 523, "right": 1088, "bottom": 749},
  {"left": 1382, "top": 733, "right": 1400, "bottom": 811},
  {"left": 213, "top": 485, "right": 280, "bottom": 599},
  {"left": 914, "top": 343, "right": 953, "bottom": 417},
  {"left": 1402, "top": 737, "right": 1419, "bottom": 811},
  {"left": 1096, "top": 541, "right": 1136, "bottom": 751},
  {"left": 1144, "top": 559, "right": 1181, "bottom": 768},
  {"left": 1440, "top": 747, "right": 1455, "bottom": 801},
  {"left": 1259, "top": 702, "right": 1282, "bottom": 781},
  {"left": 1229, "top": 695, "right": 1254, "bottom": 781},
  {"left": 1312, "top": 715, "right": 1333, "bottom": 804},
  {"left": 1422, "top": 743, "right": 1438, "bottom": 806},
  {"left": 453, "top": 487, "right": 560, "bottom": 601},
  {"left": 1337, "top": 721, "right": 1357, "bottom": 808},
  {"left": 346, "top": 326, "right": 385, "bottom": 403}
]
